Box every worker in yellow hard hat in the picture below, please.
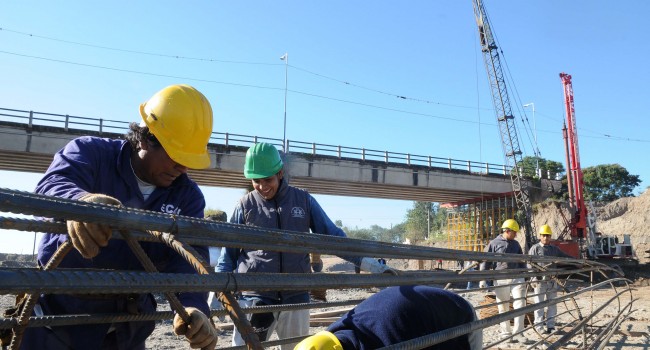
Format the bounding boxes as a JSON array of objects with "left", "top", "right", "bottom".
[
  {"left": 25, "top": 84, "right": 218, "bottom": 349},
  {"left": 293, "top": 286, "right": 482, "bottom": 350},
  {"left": 479, "top": 219, "right": 529, "bottom": 344},
  {"left": 528, "top": 224, "right": 574, "bottom": 334},
  {"left": 216, "top": 142, "right": 399, "bottom": 350}
]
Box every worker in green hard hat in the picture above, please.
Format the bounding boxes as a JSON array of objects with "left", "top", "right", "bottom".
[{"left": 216, "top": 142, "right": 398, "bottom": 350}]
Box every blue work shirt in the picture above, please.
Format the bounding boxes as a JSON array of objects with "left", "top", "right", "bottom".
[{"left": 26, "top": 136, "right": 209, "bottom": 349}]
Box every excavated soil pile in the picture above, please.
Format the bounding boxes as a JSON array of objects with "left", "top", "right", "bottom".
[{"left": 534, "top": 189, "right": 650, "bottom": 264}]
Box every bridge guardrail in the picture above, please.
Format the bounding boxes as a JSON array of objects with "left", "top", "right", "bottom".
[{"left": 0, "top": 107, "right": 510, "bottom": 175}]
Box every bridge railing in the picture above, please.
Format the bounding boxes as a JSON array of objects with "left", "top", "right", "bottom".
[
  {"left": 287, "top": 140, "right": 507, "bottom": 174},
  {"left": 0, "top": 107, "right": 508, "bottom": 175}
]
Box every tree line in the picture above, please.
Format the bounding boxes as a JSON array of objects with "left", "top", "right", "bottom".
[
  {"left": 206, "top": 157, "right": 642, "bottom": 245},
  {"left": 341, "top": 156, "right": 642, "bottom": 244}
]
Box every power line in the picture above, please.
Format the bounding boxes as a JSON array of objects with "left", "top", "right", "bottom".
[
  {"left": 0, "top": 26, "right": 498, "bottom": 111},
  {"left": 0, "top": 27, "right": 279, "bottom": 66},
  {"left": 0, "top": 49, "right": 495, "bottom": 127},
  {"left": 0, "top": 50, "right": 281, "bottom": 91},
  {"left": 2, "top": 28, "right": 649, "bottom": 144},
  {"left": 290, "top": 65, "right": 487, "bottom": 110}
]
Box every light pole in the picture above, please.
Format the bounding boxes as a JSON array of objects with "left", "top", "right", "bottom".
[
  {"left": 280, "top": 53, "right": 288, "bottom": 152},
  {"left": 523, "top": 102, "right": 539, "bottom": 177}
]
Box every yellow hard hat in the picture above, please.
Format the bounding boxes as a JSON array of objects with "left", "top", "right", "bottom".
[
  {"left": 539, "top": 224, "right": 553, "bottom": 236},
  {"left": 501, "top": 219, "right": 520, "bottom": 233},
  {"left": 293, "top": 331, "right": 342, "bottom": 350},
  {"left": 139, "top": 84, "right": 213, "bottom": 169}
]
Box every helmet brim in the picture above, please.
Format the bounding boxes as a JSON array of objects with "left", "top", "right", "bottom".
[{"left": 139, "top": 104, "right": 211, "bottom": 169}]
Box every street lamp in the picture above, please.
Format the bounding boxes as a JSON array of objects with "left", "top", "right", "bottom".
[
  {"left": 280, "top": 53, "right": 288, "bottom": 152},
  {"left": 523, "top": 102, "right": 539, "bottom": 177}
]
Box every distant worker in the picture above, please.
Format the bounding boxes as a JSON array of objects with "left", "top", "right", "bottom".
[
  {"left": 528, "top": 224, "right": 574, "bottom": 334},
  {"left": 479, "top": 219, "right": 528, "bottom": 343},
  {"left": 217, "top": 142, "right": 397, "bottom": 349},
  {"left": 294, "top": 285, "right": 482, "bottom": 350},
  {"left": 22, "top": 85, "right": 219, "bottom": 349}
]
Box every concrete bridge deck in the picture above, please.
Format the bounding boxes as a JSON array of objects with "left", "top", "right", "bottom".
[{"left": 0, "top": 108, "right": 525, "bottom": 202}]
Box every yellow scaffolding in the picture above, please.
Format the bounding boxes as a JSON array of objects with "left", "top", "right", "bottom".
[{"left": 446, "top": 196, "right": 516, "bottom": 252}]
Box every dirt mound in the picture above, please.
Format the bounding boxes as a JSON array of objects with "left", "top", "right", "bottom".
[
  {"left": 534, "top": 189, "right": 650, "bottom": 263},
  {"left": 596, "top": 190, "right": 650, "bottom": 238}
]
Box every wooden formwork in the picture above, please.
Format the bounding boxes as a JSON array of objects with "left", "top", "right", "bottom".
[{"left": 446, "top": 196, "right": 517, "bottom": 253}]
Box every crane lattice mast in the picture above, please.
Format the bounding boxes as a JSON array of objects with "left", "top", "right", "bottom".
[{"left": 471, "top": 0, "right": 535, "bottom": 249}]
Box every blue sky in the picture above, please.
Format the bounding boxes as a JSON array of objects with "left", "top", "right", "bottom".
[{"left": 1, "top": 1, "right": 648, "bottom": 254}]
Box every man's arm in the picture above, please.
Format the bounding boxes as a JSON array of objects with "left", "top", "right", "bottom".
[
  {"left": 308, "top": 196, "right": 361, "bottom": 266},
  {"left": 479, "top": 241, "right": 494, "bottom": 271},
  {"left": 527, "top": 245, "right": 539, "bottom": 268},
  {"left": 309, "top": 196, "right": 393, "bottom": 272},
  {"left": 35, "top": 137, "right": 102, "bottom": 199},
  {"left": 554, "top": 246, "right": 576, "bottom": 259}
]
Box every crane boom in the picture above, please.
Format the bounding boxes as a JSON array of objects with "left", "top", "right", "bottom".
[
  {"left": 472, "top": 0, "right": 535, "bottom": 249},
  {"left": 560, "top": 72, "right": 587, "bottom": 239}
]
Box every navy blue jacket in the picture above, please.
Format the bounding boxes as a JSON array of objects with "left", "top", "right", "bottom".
[
  {"left": 27, "top": 136, "right": 209, "bottom": 349},
  {"left": 328, "top": 286, "right": 477, "bottom": 350}
]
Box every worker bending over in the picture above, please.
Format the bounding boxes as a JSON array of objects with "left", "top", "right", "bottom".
[{"left": 294, "top": 285, "right": 482, "bottom": 350}]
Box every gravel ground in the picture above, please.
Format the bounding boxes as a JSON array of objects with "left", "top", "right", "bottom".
[{"left": 1, "top": 257, "right": 648, "bottom": 349}]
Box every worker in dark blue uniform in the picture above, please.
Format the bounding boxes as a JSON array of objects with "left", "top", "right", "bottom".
[
  {"left": 21, "top": 85, "right": 219, "bottom": 350},
  {"left": 294, "top": 285, "right": 482, "bottom": 350}
]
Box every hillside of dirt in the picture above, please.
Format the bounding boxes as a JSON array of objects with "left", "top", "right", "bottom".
[{"left": 533, "top": 189, "right": 650, "bottom": 264}]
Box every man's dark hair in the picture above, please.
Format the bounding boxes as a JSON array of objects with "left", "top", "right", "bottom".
[{"left": 125, "top": 122, "right": 162, "bottom": 151}]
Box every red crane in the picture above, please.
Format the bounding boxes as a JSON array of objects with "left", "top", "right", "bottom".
[
  {"left": 560, "top": 72, "right": 587, "bottom": 240},
  {"left": 558, "top": 73, "right": 635, "bottom": 262}
]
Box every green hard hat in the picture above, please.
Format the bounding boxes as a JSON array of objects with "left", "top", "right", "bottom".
[{"left": 244, "top": 143, "right": 283, "bottom": 179}]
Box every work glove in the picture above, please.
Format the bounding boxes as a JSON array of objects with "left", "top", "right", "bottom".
[
  {"left": 310, "top": 253, "right": 324, "bottom": 273},
  {"left": 479, "top": 280, "right": 488, "bottom": 289},
  {"left": 67, "top": 193, "right": 122, "bottom": 259},
  {"left": 360, "top": 257, "right": 400, "bottom": 275},
  {"left": 311, "top": 261, "right": 324, "bottom": 273},
  {"left": 173, "top": 307, "right": 219, "bottom": 350},
  {"left": 309, "top": 253, "right": 327, "bottom": 300}
]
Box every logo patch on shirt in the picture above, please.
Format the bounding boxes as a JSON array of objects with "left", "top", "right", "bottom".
[
  {"left": 161, "top": 204, "right": 182, "bottom": 215},
  {"left": 290, "top": 206, "right": 305, "bottom": 218}
]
